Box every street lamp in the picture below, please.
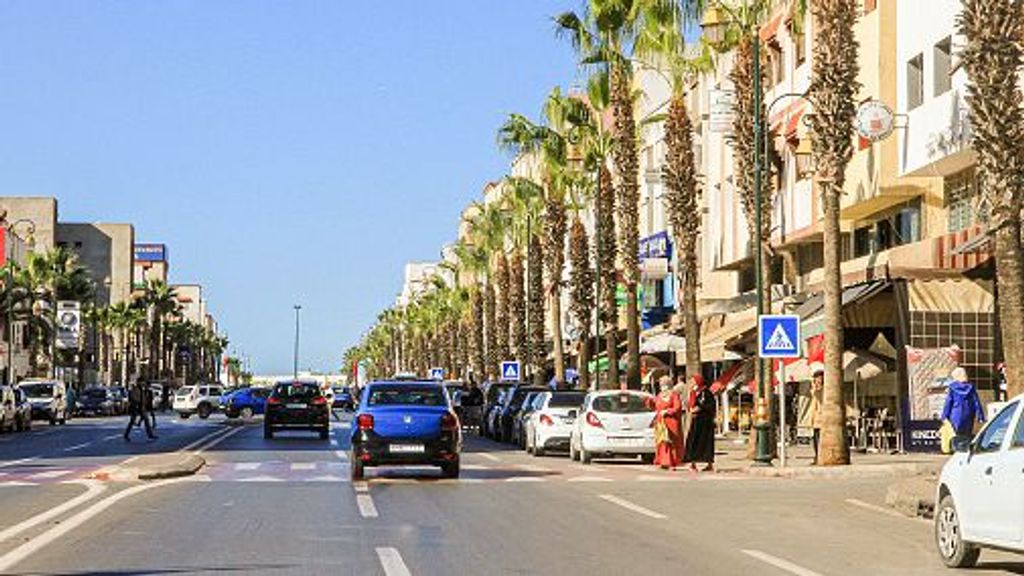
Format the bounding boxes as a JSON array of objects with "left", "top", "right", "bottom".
[
  {"left": 293, "top": 305, "right": 301, "bottom": 381},
  {"left": 701, "top": 6, "right": 729, "bottom": 44},
  {"left": 793, "top": 137, "right": 815, "bottom": 179},
  {"left": 1, "top": 218, "right": 35, "bottom": 387}
]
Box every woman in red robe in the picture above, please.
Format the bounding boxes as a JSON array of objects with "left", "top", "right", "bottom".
[{"left": 653, "top": 375, "right": 684, "bottom": 470}]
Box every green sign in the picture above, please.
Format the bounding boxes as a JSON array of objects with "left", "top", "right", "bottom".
[{"left": 614, "top": 283, "right": 644, "bottom": 307}]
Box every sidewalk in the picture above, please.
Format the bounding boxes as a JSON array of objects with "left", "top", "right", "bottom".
[{"left": 712, "top": 433, "right": 947, "bottom": 480}]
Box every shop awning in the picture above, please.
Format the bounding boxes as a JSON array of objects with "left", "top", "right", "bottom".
[
  {"left": 640, "top": 332, "right": 686, "bottom": 354},
  {"left": 701, "top": 307, "right": 758, "bottom": 362},
  {"left": 949, "top": 229, "right": 990, "bottom": 255},
  {"left": 908, "top": 278, "right": 994, "bottom": 313},
  {"left": 797, "top": 280, "right": 890, "bottom": 339},
  {"left": 777, "top": 350, "right": 891, "bottom": 383}
]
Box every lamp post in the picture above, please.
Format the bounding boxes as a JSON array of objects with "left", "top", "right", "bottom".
[{"left": 293, "top": 305, "right": 301, "bottom": 381}]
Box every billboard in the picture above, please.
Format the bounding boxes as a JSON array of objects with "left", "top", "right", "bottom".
[
  {"left": 56, "top": 301, "right": 81, "bottom": 350},
  {"left": 134, "top": 244, "right": 167, "bottom": 262}
]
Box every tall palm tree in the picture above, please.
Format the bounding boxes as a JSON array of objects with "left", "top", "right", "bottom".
[
  {"left": 958, "top": 0, "right": 1024, "bottom": 397},
  {"left": 503, "top": 176, "right": 546, "bottom": 384},
  {"left": 141, "top": 280, "right": 180, "bottom": 381},
  {"left": 569, "top": 216, "right": 595, "bottom": 390},
  {"left": 453, "top": 238, "right": 487, "bottom": 381},
  {"left": 808, "top": 0, "right": 859, "bottom": 466}
]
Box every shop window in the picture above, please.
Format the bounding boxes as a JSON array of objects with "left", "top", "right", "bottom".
[
  {"left": 853, "top": 226, "right": 873, "bottom": 258},
  {"left": 934, "top": 37, "right": 952, "bottom": 96},
  {"left": 907, "top": 53, "right": 924, "bottom": 110},
  {"left": 945, "top": 169, "right": 987, "bottom": 232},
  {"left": 896, "top": 202, "right": 922, "bottom": 244}
]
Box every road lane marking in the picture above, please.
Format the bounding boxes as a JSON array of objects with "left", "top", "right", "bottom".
[
  {"left": 0, "top": 481, "right": 37, "bottom": 487},
  {"left": 568, "top": 476, "right": 613, "bottom": 483},
  {"left": 26, "top": 470, "right": 72, "bottom": 480},
  {"left": 193, "top": 426, "right": 246, "bottom": 454},
  {"left": 237, "top": 475, "right": 284, "bottom": 483},
  {"left": 0, "top": 481, "right": 107, "bottom": 544},
  {"left": 306, "top": 475, "right": 346, "bottom": 482},
  {"left": 845, "top": 498, "right": 930, "bottom": 525},
  {"left": 290, "top": 462, "right": 317, "bottom": 471},
  {"left": 375, "top": 547, "right": 411, "bottom": 576},
  {"left": 62, "top": 442, "right": 91, "bottom": 452},
  {"left": 740, "top": 550, "right": 824, "bottom": 576},
  {"left": 0, "top": 476, "right": 197, "bottom": 573},
  {"left": 0, "top": 457, "right": 38, "bottom": 469},
  {"left": 478, "top": 453, "right": 501, "bottom": 462},
  {"left": 597, "top": 494, "right": 667, "bottom": 520},
  {"left": 330, "top": 439, "right": 338, "bottom": 446},
  {"left": 353, "top": 481, "right": 369, "bottom": 493},
  {"left": 178, "top": 426, "right": 234, "bottom": 452},
  {"left": 234, "top": 463, "right": 261, "bottom": 471},
  {"left": 101, "top": 434, "right": 122, "bottom": 441},
  {"left": 334, "top": 450, "right": 349, "bottom": 460},
  {"left": 461, "top": 464, "right": 492, "bottom": 471},
  {"left": 356, "top": 494, "right": 378, "bottom": 518}
]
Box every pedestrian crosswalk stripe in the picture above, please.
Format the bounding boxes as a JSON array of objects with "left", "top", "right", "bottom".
[
  {"left": 236, "top": 475, "right": 285, "bottom": 482},
  {"left": 505, "top": 477, "right": 545, "bottom": 482},
  {"left": 305, "top": 475, "right": 347, "bottom": 482},
  {"left": 0, "top": 481, "right": 38, "bottom": 487},
  {"left": 26, "top": 470, "right": 71, "bottom": 480},
  {"left": 290, "top": 463, "right": 317, "bottom": 471}
]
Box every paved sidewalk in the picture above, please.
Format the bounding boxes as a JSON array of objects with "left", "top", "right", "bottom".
[{"left": 710, "top": 434, "right": 947, "bottom": 479}]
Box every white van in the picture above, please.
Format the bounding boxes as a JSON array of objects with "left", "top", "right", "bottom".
[{"left": 17, "top": 379, "right": 68, "bottom": 425}]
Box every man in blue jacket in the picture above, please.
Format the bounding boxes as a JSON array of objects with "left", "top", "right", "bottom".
[{"left": 941, "top": 367, "right": 985, "bottom": 450}]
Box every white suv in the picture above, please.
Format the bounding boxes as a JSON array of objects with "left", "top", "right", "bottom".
[
  {"left": 569, "top": 390, "right": 656, "bottom": 464},
  {"left": 935, "top": 394, "right": 1024, "bottom": 568},
  {"left": 173, "top": 384, "right": 224, "bottom": 419}
]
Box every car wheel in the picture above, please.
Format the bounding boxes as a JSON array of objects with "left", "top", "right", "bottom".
[
  {"left": 936, "top": 495, "right": 980, "bottom": 568},
  {"left": 319, "top": 427, "right": 330, "bottom": 440},
  {"left": 580, "top": 447, "right": 592, "bottom": 465},
  {"left": 641, "top": 453, "right": 655, "bottom": 465},
  {"left": 179, "top": 412, "right": 190, "bottom": 419},
  {"left": 197, "top": 404, "right": 211, "bottom": 419},
  {"left": 240, "top": 407, "right": 254, "bottom": 422},
  {"left": 263, "top": 425, "right": 274, "bottom": 440},
  {"left": 534, "top": 442, "right": 545, "bottom": 458},
  {"left": 23, "top": 417, "right": 30, "bottom": 431},
  {"left": 569, "top": 441, "right": 578, "bottom": 462},
  {"left": 351, "top": 459, "right": 365, "bottom": 480},
  {"left": 441, "top": 459, "right": 460, "bottom": 479}
]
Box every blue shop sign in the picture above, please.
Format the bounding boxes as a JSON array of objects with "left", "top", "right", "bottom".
[{"left": 639, "top": 231, "right": 672, "bottom": 260}]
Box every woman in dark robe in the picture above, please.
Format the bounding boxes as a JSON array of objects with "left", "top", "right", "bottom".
[{"left": 683, "top": 374, "right": 716, "bottom": 472}]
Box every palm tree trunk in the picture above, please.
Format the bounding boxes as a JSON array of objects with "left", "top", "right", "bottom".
[
  {"left": 569, "top": 217, "right": 594, "bottom": 390},
  {"left": 611, "top": 63, "right": 641, "bottom": 390},
  {"left": 598, "top": 166, "right": 620, "bottom": 388},
  {"left": 471, "top": 289, "right": 485, "bottom": 381},
  {"left": 528, "top": 235, "right": 545, "bottom": 386},
  {"left": 959, "top": 0, "right": 1024, "bottom": 397},
  {"left": 810, "top": 0, "right": 860, "bottom": 465},
  {"left": 510, "top": 252, "right": 527, "bottom": 366},
  {"left": 484, "top": 280, "right": 497, "bottom": 380},
  {"left": 496, "top": 253, "right": 511, "bottom": 364},
  {"left": 544, "top": 193, "right": 568, "bottom": 385}
]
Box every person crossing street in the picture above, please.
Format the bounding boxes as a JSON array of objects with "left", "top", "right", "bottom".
[{"left": 124, "top": 381, "right": 157, "bottom": 441}]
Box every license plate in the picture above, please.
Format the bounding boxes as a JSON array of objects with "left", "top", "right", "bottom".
[
  {"left": 610, "top": 437, "right": 645, "bottom": 447},
  {"left": 286, "top": 403, "right": 306, "bottom": 409},
  {"left": 389, "top": 444, "right": 425, "bottom": 454}
]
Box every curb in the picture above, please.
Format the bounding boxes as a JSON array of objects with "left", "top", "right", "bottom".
[
  {"left": 742, "top": 462, "right": 938, "bottom": 479},
  {"left": 885, "top": 476, "right": 937, "bottom": 519},
  {"left": 137, "top": 455, "right": 206, "bottom": 480}
]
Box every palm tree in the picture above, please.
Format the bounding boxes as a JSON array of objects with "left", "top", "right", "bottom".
[
  {"left": 140, "top": 280, "right": 180, "bottom": 381},
  {"left": 503, "top": 177, "right": 546, "bottom": 385},
  {"left": 807, "top": 0, "right": 859, "bottom": 466},
  {"left": 453, "top": 238, "right": 487, "bottom": 381},
  {"left": 958, "top": 0, "right": 1024, "bottom": 397},
  {"left": 569, "top": 216, "right": 595, "bottom": 390}
]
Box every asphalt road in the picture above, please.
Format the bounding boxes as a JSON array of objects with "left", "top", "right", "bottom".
[{"left": 1, "top": 412, "right": 1022, "bottom": 575}]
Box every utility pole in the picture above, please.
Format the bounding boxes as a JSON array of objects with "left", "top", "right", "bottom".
[{"left": 293, "top": 305, "right": 301, "bottom": 381}]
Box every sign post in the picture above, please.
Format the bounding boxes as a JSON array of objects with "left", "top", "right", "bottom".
[
  {"left": 500, "top": 361, "right": 521, "bottom": 382},
  {"left": 758, "top": 314, "right": 801, "bottom": 467}
]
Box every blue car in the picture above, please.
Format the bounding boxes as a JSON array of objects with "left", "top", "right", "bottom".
[
  {"left": 224, "top": 387, "right": 270, "bottom": 419},
  {"left": 350, "top": 380, "right": 462, "bottom": 480}
]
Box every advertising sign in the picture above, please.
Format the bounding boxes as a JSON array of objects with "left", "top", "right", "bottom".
[
  {"left": 905, "top": 345, "right": 962, "bottom": 452},
  {"left": 134, "top": 244, "right": 167, "bottom": 262},
  {"left": 638, "top": 231, "right": 672, "bottom": 260},
  {"left": 855, "top": 100, "right": 895, "bottom": 143},
  {"left": 709, "top": 89, "right": 736, "bottom": 134},
  {"left": 55, "top": 301, "right": 81, "bottom": 350}
]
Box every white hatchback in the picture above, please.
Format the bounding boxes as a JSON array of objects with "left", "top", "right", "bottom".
[
  {"left": 935, "top": 393, "right": 1024, "bottom": 568},
  {"left": 569, "top": 390, "right": 656, "bottom": 464},
  {"left": 525, "top": 390, "right": 587, "bottom": 457}
]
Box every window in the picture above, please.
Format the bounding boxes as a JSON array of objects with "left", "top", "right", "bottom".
[
  {"left": 367, "top": 385, "right": 445, "bottom": 406},
  {"left": 945, "top": 169, "right": 987, "bottom": 232},
  {"left": 789, "top": 20, "right": 806, "bottom": 67},
  {"left": 768, "top": 39, "right": 785, "bottom": 86},
  {"left": 1013, "top": 404, "right": 1024, "bottom": 448},
  {"left": 895, "top": 203, "right": 922, "bottom": 245},
  {"left": 592, "top": 393, "right": 654, "bottom": 414},
  {"left": 977, "top": 401, "right": 1018, "bottom": 452},
  {"left": 907, "top": 53, "right": 924, "bottom": 110},
  {"left": 934, "top": 37, "right": 952, "bottom": 96},
  {"left": 853, "top": 226, "right": 873, "bottom": 258}
]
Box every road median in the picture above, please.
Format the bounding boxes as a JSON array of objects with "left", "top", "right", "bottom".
[{"left": 90, "top": 453, "right": 206, "bottom": 482}]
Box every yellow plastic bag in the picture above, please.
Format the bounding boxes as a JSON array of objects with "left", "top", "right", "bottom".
[
  {"left": 939, "top": 420, "right": 956, "bottom": 454},
  {"left": 654, "top": 418, "right": 669, "bottom": 446}
]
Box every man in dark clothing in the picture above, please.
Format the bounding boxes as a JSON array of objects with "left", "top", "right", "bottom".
[{"left": 124, "top": 382, "right": 157, "bottom": 441}]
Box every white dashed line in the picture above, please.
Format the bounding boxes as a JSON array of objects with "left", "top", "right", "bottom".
[
  {"left": 375, "top": 547, "right": 411, "bottom": 576},
  {"left": 505, "top": 477, "right": 545, "bottom": 483},
  {"left": 568, "top": 476, "right": 613, "bottom": 483},
  {"left": 26, "top": 470, "right": 72, "bottom": 480},
  {"left": 356, "top": 494, "right": 378, "bottom": 518},
  {"left": 0, "top": 457, "right": 38, "bottom": 469},
  {"left": 478, "top": 453, "right": 501, "bottom": 462},
  {"left": 741, "top": 550, "right": 824, "bottom": 576},
  {"left": 290, "top": 463, "right": 316, "bottom": 471},
  {"left": 234, "top": 463, "right": 261, "bottom": 471},
  {"left": 236, "top": 476, "right": 284, "bottom": 483},
  {"left": 353, "top": 481, "right": 369, "bottom": 493},
  {"left": 62, "top": 443, "right": 91, "bottom": 452},
  {"left": 597, "top": 494, "right": 667, "bottom": 520}
]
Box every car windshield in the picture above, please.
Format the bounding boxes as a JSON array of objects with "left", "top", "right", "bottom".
[
  {"left": 273, "top": 383, "right": 320, "bottom": 400},
  {"left": 21, "top": 384, "right": 54, "bottom": 397},
  {"left": 177, "top": 386, "right": 195, "bottom": 396},
  {"left": 549, "top": 392, "right": 586, "bottom": 408},
  {"left": 486, "top": 385, "right": 513, "bottom": 403},
  {"left": 509, "top": 389, "right": 542, "bottom": 409},
  {"left": 592, "top": 393, "right": 653, "bottom": 414},
  {"left": 368, "top": 385, "right": 446, "bottom": 406}
]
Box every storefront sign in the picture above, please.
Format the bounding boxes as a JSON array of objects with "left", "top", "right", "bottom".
[
  {"left": 855, "top": 100, "right": 895, "bottom": 143},
  {"left": 709, "top": 89, "right": 735, "bottom": 134},
  {"left": 639, "top": 231, "right": 672, "bottom": 260},
  {"left": 905, "top": 345, "right": 962, "bottom": 451},
  {"left": 134, "top": 244, "right": 167, "bottom": 262},
  {"left": 639, "top": 258, "right": 669, "bottom": 280}
]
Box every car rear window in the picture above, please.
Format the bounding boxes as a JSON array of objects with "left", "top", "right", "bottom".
[
  {"left": 549, "top": 392, "right": 586, "bottom": 408},
  {"left": 21, "top": 384, "right": 53, "bottom": 397},
  {"left": 368, "top": 385, "right": 446, "bottom": 407},
  {"left": 84, "top": 389, "right": 108, "bottom": 399},
  {"left": 592, "top": 393, "right": 653, "bottom": 414},
  {"left": 486, "top": 385, "right": 513, "bottom": 403},
  {"left": 274, "top": 383, "right": 321, "bottom": 400},
  {"left": 177, "top": 386, "right": 195, "bottom": 396}
]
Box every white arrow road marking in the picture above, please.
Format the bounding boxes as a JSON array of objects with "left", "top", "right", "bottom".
[
  {"left": 740, "top": 550, "right": 824, "bottom": 576},
  {"left": 376, "top": 547, "right": 411, "bottom": 576},
  {"left": 597, "top": 494, "right": 667, "bottom": 519}
]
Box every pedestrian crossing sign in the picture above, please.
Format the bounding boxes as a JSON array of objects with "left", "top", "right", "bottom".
[
  {"left": 758, "top": 315, "right": 801, "bottom": 359},
  {"left": 500, "top": 361, "right": 521, "bottom": 382},
  {"left": 429, "top": 367, "right": 445, "bottom": 381}
]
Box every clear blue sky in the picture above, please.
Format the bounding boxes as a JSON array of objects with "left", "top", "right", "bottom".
[{"left": 0, "top": 1, "right": 583, "bottom": 374}]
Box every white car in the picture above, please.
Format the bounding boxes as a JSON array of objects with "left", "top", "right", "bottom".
[
  {"left": 569, "top": 390, "right": 656, "bottom": 464},
  {"left": 935, "top": 393, "right": 1024, "bottom": 568},
  {"left": 525, "top": 390, "right": 587, "bottom": 457},
  {"left": 18, "top": 379, "right": 68, "bottom": 425},
  {"left": 173, "top": 384, "right": 224, "bottom": 419}
]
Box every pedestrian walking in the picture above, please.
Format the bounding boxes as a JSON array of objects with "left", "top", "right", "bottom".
[
  {"left": 142, "top": 383, "right": 157, "bottom": 430},
  {"left": 124, "top": 382, "right": 157, "bottom": 441},
  {"left": 652, "top": 375, "right": 683, "bottom": 470},
  {"left": 683, "top": 374, "right": 716, "bottom": 472},
  {"left": 941, "top": 367, "right": 985, "bottom": 451},
  {"left": 810, "top": 369, "right": 824, "bottom": 465}
]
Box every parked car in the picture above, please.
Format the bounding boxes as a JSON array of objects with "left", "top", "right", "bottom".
[
  {"left": 76, "top": 387, "right": 118, "bottom": 417},
  {"left": 496, "top": 385, "right": 547, "bottom": 443},
  {"left": 109, "top": 386, "right": 129, "bottom": 415},
  {"left": 331, "top": 386, "right": 354, "bottom": 411},
  {"left": 18, "top": 380, "right": 69, "bottom": 425},
  {"left": 0, "top": 384, "right": 31, "bottom": 432},
  {"left": 934, "top": 394, "right": 1024, "bottom": 568},
  {"left": 510, "top": 391, "right": 544, "bottom": 448},
  {"left": 224, "top": 387, "right": 270, "bottom": 420},
  {"left": 483, "top": 387, "right": 512, "bottom": 439},
  {"left": 569, "top": 390, "right": 656, "bottom": 464},
  {"left": 480, "top": 382, "right": 515, "bottom": 438},
  {"left": 173, "top": 383, "right": 224, "bottom": 419},
  {"left": 525, "top": 390, "right": 587, "bottom": 456},
  {"left": 349, "top": 380, "right": 462, "bottom": 480},
  {"left": 263, "top": 381, "right": 330, "bottom": 440}
]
